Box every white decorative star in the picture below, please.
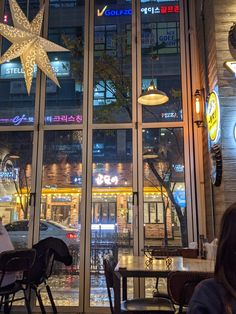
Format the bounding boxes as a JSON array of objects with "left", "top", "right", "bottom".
[{"left": 0, "top": 0, "right": 68, "bottom": 94}]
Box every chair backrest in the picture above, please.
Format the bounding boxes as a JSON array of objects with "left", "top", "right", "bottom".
[
  {"left": 33, "top": 237, "right": 72, "bottom": 265},
  {"left": 27, "top": 237, "right": 72, "bottom": 285},
  {"left": 103, "top": 256, "right": 117, "bottom": 314},
  {"left": 103, "top": 256, "right": 116, "bottom": 288},
  {"left": 167, "top": 271, "right": 213, "bottom": 311},
  {"left": 0, "top": 249, "right": 36, "bottom": 286}
]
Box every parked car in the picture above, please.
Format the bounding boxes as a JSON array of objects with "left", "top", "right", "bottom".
[{"left": 4, "top": 220, "right": 80, "bottom": 252}]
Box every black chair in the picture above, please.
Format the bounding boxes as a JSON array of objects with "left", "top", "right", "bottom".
[
  {"left": 167, "top": 271, "right": 213, "bottom": 313},
  {"left": 144, "top": 247, "right": 181, "bottom": 298},
  {"left": 103, "top": 256, "right": 175, "bottom": 314},
  {"left": 0, "top": 248, "right": 36, "bottom": 314},
  {"left": 26, "top": 237, "right": 73, "bottom": 314}
]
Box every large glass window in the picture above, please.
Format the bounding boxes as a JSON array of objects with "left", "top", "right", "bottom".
[
  {"left": 0, "top": 0, "right": 191, "bottom": 312},
  {"left": 40, "top": 130, "right": 82, "bottom": 307},
  {"left": 0, "top": 2, "right": 40, "bottom": 126},
  {"left": 141, "top": 0, "right": 182, "bottom": 122},
  {"left": 0, "top": 131, "right": 33, "bottom": 248},
  {"left": 143, "top": 127, "right": 187, "bottom": 247},
  {"left": 93, "top": 0, "right": 132, "bottom": 123},
  {"left": 90, "top": 129, "right": 133, "bottom": 307},
  {"left": 44, "top": 1, "right": 85, "bottom": 125}
]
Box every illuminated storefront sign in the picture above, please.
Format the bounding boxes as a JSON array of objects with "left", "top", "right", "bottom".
[
  {"left": 173, "top": 164, "right": 184, "bottom": 172},
  {"left": 158, "top": 29, "right": 176, "bottom": 47},
  {"left": 173, "top": 190, "right": 186, "bottom": 207},
  {"left": 206, "top": 91, "right": 220, "bottom": 143},
  {"left": 0, "top": 61, "right": 70, "bottom": 79},
  {"left": 0, "top": 114, "right": 83, "bottom": 126},
  {"left": 161, "top": 112, "right": 178, "bottom": 119},
  {"left": 97, "top": 5, "right": 179, "bottom": 17},
  {"left": 95, "top": 174, "right": 118, "bottom": 186},
  {"left": 51, "top": 195, "right": 72, "bottom": 202},
  {"left": 0, "top": 169, "right": 18, "bottom": 181},
  {"left": 0, "top": 195, "right": 12, "bottom": 202},
  {"left": 71, "top": 175, "right": 82, "bottom": 185}
]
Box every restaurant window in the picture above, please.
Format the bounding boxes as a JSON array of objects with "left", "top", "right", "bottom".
[
  {"left": 93, "top": 80, "right": 116, "bottom": 106},
  {"left": 142, "top": 21, "right": 180, "bottom": 55},
  {"left": 93, "top": 0, "right": 132, "bottom": 124},
  {"left": 144, "top": 202, "right": 164, "bottom": 224},
  {"left": 92, "top": 202, "right": 117, "bottom": 224},
  {"left": 51, "top": 205, "right": 71, "bottom": 224},
  {"left": 94, "top": 25, "right": 117, "bottom": 57},
  {"left": 127, "top": 202, "right": 132, "bottom": 224}
]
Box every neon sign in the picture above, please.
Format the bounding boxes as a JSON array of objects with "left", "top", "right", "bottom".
[
  {"left": 161, "top": 112, "right": 178, "bottom": 119},
  {"left": 95, "top": 174, "right": 118, "bottom": 186},
  {"left": 173, "top": 164, "right": 184, "bottom": 172},
  {"left": 97, "top": 5, "right": 179, "bottom": 17},
  {"left": 1, "top": 61, "right": 70, "bottom": 79},
  {"left": 0, "top": 114, "right": 83, "bottom": 126},
  {"left": 0, "top": 168, "right": 18, "bottom": 181},
  {"left": 4, "top": 15, "right": 8, "bottom": 24},
  {"left": 206, "top": 91, "right": 220, "bottom": 143}
]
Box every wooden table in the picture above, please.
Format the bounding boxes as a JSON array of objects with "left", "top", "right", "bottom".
[{"left": 113, "top": 255, "right": 215, "bottom": 314}]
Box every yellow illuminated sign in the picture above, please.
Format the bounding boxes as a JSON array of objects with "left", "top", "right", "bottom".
[{"left": 206, "top": 91, "right": 220, "bottom": 142}]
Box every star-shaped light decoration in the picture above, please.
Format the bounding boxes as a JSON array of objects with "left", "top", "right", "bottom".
[{"left": 0, "top": 0, "right": 68, "bottom": 94}]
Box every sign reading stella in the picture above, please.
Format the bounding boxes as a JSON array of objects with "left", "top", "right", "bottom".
[{"left": 206, "top": 91, "right": 220, "bottom": 143}]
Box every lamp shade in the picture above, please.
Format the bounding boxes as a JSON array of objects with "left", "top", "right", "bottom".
[{"left": 138, "top": 80, "right": 169, "bottom": 106}]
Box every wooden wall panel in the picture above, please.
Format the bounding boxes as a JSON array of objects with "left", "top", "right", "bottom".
[{"left": 195, "top": 0, "right": 236, "bottom": 237}]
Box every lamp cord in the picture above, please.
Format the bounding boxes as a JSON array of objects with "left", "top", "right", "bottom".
[
  {"left": 26, "top": 0, "right": 29, "bottom": 19},
  {"left": 151, "top": 31, "right": 154, "bottom": 81}
]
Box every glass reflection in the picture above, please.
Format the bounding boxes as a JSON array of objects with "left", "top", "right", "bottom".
[
  {"left": 44, "top": 1, "right": 85, "bottom": 125},
  {"left": 93, "top": 0, "right": 132, "bottom": 123},
  {"left": 0, "top": 131, "right": 33, "bottom": 248},
  {"left": 141, "top": 0, "right": 182, "bottom": 122},
  {"left": 0, "top": 2, "right": 40, "bottom": 126}
]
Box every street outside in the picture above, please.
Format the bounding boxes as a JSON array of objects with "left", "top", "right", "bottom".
[{"left": 40, "top": 273, "right": 166, "bottom": 307}]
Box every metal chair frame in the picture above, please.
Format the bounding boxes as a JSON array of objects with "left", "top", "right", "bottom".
[
  {"left": 167, "top": 271, "right": 213, "bottom": 314},
  {"left": 0, "top": 248, "right": 36, "bottom": 314},
  {"left": 104, "top": 256, "right": 175, "bottom": 314}
]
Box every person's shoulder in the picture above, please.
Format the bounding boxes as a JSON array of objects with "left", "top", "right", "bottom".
[
  {"left": 188, "top": 278, "right": 225, "bottom": 314},
  {"left": 196, "top": 278, "right": 226, "bottom": 293},
  {"left": 194, "top": 278, "right": 225, "bottom": 297}
]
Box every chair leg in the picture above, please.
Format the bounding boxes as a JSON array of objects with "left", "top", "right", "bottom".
[
  {"left": 23, "top": 290, "right": 32, "bottom": 314},
  {"left": 0, "top": 295, "right": 3, "bottom": 311},
  {"left": 35, "top": 289, "right": 46, "bottom": 314},
  {"left": 108, "top": 287, "right": 114, "bottom": 314},
  {"left": 3, "top": 294, "right": 12, "bottom": 314},
  {"left": 45, "top": 283, "right": 57, "bottom": 314}
]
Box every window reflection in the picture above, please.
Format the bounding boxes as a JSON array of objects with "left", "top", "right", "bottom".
[
  {"left": 141, "top": 0, "right": 182, "bottom": 122},
  {"left": 0, "top": 132, "right": 33, "bottom": 248},
  {"left": 143, "top": 128, "right": 187, "bottom": 247},
  {"left": 93, "top": 1, "right": 132, "bottom": 123}
]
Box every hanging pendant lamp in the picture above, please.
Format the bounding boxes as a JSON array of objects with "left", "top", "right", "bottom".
[{"left": 138, "top": 80, "right": 169, "bottom": 106}]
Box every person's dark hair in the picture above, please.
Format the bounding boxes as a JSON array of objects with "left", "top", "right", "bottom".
[{"left": 215, "top": 202, "right": 236, "bottom": 314}]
